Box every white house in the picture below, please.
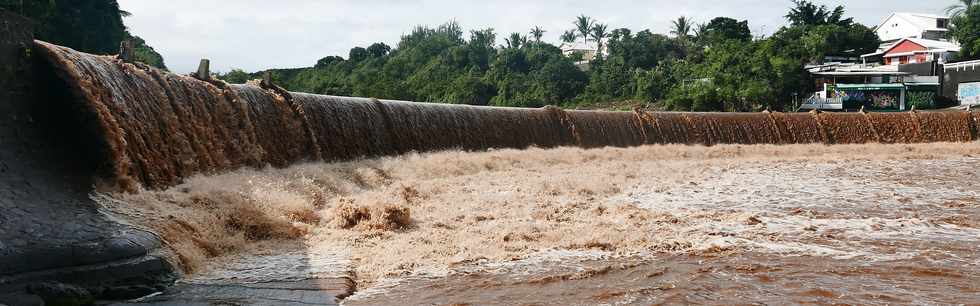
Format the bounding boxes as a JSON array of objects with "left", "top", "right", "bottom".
[
  {"left": 559, "top": 41, "right": 601, "bottom": 62},
  {"left": 874, "top": 12, "right": 952, "bottom": 43},
  {"left": 862, "top": 37, "right": 960, "bottom": 65}
]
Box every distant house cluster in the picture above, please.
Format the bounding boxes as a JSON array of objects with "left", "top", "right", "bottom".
[
  {"left": 863, "top": 13, "right": 958, "bottom": 65},
  {"left": 802, "top": 12, "right": 980, "bottom": 111}
]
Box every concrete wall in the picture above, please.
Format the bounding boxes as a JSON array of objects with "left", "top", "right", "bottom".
[
  {"left": 941, "top": 62, "right": 980, "bottom": 103},
  {"left": 0, "top": 9, "right": 176, "bottom": 303}
]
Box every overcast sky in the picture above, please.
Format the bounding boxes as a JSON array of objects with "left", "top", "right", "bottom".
[{"left": 118, "top": 0, "right": 952, "bottom": 73}]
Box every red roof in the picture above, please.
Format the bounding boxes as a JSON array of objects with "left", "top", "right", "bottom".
[{"left": 883, "top": 39, "right": 926, "bottom": 57}]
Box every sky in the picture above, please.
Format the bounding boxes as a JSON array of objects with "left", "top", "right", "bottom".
[{"left": 118, "top": 0, "right": 952, "bottom": 74}]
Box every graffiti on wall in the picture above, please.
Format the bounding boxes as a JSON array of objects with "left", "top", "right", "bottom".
[
  {"left": 907, "top": 91, "right": 936, "bottom": 109},
  {"left": 836, "top": 90, "right": 901, "bottom": 110}
]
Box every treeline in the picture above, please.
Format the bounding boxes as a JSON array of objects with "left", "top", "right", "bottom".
[
  {"left": 0, "top": 0, "right": 167, "bottom": 69},
  {"left": 222, "top": 1, "right": 882, "bottom": 111}
]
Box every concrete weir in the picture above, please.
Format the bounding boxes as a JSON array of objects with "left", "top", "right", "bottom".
[
  {"left": 0, "top": 11, "right": 176, "bottom": 304},
  {"left": 2, "top": 9, "right": 980, "bottom": 304}
]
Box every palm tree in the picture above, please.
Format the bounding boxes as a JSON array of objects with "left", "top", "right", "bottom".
[
  {"left": 693, "top": 23, "right": 708, "bottom": 41},
  {"left": 505, "top": 32, "right": 527, "bottom": 49},
  {"left": 530, "top": 26, "right": 546, "bottom": 42},
  {"left": 947, "top": 0, "right": 978, "bottom": 18},
  {"left": 560, "top": 30, "right": 578, "bottom": 43},
  {"left": 671, "top": 16, "right": 692, "bottom": 39},
  {"left": 591, "top": 23, "right": 609, "bottom": 59},
  {"left": 574, "top": 15, "right": 594, "bottom": 42}
]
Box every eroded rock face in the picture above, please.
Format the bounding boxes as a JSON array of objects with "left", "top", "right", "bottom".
[{"left": 0, "top": 9, "right": 176, "bottom": 300}]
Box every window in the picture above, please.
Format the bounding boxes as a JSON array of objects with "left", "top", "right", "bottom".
[{"left": 937, "top": 19, "right": 949, "bottom": 29}]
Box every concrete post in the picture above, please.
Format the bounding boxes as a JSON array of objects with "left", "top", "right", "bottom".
[
  {"left": 196, "top": 59, "right": 210, "bottom": 80},
  {"left": 262, "top": 71, "right": 273, "bottom": 87},
  {"left": 118, "top": 39, "right": 134, "bottom": 63},
  {"left": 899, "top": 86, "right": 906, "bottom": 111}
]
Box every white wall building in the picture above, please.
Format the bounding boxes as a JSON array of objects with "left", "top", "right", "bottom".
[
  {"left": 874, "top": 12, "right": 952, "bottom": 43},
  {"left": 559, "top": 41, "right": 601, "bottom": 62}
]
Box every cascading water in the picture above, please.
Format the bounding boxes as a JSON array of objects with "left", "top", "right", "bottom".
[
  {"left": 6, "top": 38, "right": 980, "bottom": 302},
  {"left": 32, "top": 40, "right": 980, "bottom": 190}
]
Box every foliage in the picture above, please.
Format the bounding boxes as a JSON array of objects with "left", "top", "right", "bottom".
[
  {"left": 954, "top": 5, "right": 980, "bottom": 60},
  {"left": 218, "top": 3, "right": 884, "bottom": 112},
  {"left": 699, "top": 17, "right": 752, "bottom": 44},
  {"left": 0, "top": 0, "right": 167, "bottom": 69},
  {"left": 785, "top": 0, "right": 853, "bottom": 27},
  {"left": 560, "top": 30, "right": 577, "bottom": 43},
  {"left": 947, "top": 0, "right": 978, "bottom": 18},
  {"left": 670, "top": 16, "right": 692, "bottom": 39},
  {"left": 127, "top": 33, "right": 167, "bottom": 70},
  {"left": 574, "top": 15, "right": 593, "bottom": 43}
]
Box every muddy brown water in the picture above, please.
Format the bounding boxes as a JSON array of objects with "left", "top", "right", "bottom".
[
  {"left": 343, "top": 253, "right": 980, "bottom": 305},
  {"left": 34, "top": 40, "right": 980, "bottom": 190},
  {"left": 98, "top": 145, "right": 980, "bottom": 305},
  {"left": 24, "top": 40, "right": 980, "bottom": 304}
]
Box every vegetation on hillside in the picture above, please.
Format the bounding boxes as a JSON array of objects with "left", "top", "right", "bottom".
[
  {"left": 0, "top": 0, "right": 167, "bottom": 69},
  {"left": 221, "top": 1, "right": 878, "bottom": 111}
]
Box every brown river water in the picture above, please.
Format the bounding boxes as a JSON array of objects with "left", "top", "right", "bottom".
[{"left": 98, "top": 143, "right": 980, "bottom": 305}]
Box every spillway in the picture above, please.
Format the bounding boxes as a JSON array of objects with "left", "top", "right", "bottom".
[
  {"left": 2, "top": 38, "right": 979, "bottom": 300},
  {"left": 30, "top": 41, "right": 980, "bottom": 189}
]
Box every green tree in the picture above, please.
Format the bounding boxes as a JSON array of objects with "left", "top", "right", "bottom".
[
  {"left": 670, "top": 16, "right": 693, "bottom": 39},
  {"left": 127, "top": 33, "right": 167, "bottom": 70},
  {"left": 560, "top": 30, "right": 578, "bottom": 43},
  {"left": 785, "top": 0, "right": 852, "bottom": 27},
  {"left": 1, "top": 0, "right": 166, "bottom": 68},
  {"left": 574, "top": 15, "right": 594, "bottom": 42},
  {"left": 505, "top": 32, "right": 527, "bottom": 49},
  {"left": 348, "top": 47, "right": 369, "bottom": 63},
  {"left": 590, "top": 23, "right": 609, "bottom": 59},
  {"left": 954, "top": 5, "right": 980, "bottom": 60},
  {"left": 315, "top": 56, "right": 344, "bottom": 69},
  {"left": 947, "top": 0, "right": 979, "bottom": 18},
  {"left": 366, "top": 42, "right": 391, "bottom": 58},
  {"left": 700, "top": 17, "right": 752, "bottom": 44},
  {"left": 530, "top": 26, "right": 546, "bottom": 42}
]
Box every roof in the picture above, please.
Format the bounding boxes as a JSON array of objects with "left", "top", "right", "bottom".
[
  {"left": 862, "top": 37, "right": 960, "bottom": 57},
  {"left": 876, "top": 12, "right": 951, "bottom": 32},
  {"left": 835, "top": 83, "right": 906, "bottom": 90},
  {"left": 812, "top": 71, "right": 910, "bottom": 76},
  {"left": 559, "top": 41, "right": 598, "bottom": 52},
  {"left": 808, "top": 62, "right": 902, "bottom": 73}
]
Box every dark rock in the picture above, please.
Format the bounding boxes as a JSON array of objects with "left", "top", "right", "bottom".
[
  {"left": 0, "top": 292, "right": 44, "bottom": 306},
  {"left": 26, "top": 282, "right": 94, "bottom": 306}
]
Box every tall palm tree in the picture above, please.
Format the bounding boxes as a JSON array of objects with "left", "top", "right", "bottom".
[
  {"left": 560, "top": 30, "right": 578, "bottom": 43},
  {"left": 574, "top": 15, "right": 594, "bottom": 42},
  {"left": 529, "top": 26, "right": 546, "bottom": 42},
  {"left": 671, "top": 16, "right": 692, "bottom": 39},
  {"left": 505, "top": 32, "right": 527, "bottom": 49},
  {"left": 591, "top": 23, "right": 609, "bottom": 59},
  {"left": 693, "top": 23, "right": 708, "bottom": 41},
  {"left": 947, "top": 0, "right": 978, "bottom": 18}
]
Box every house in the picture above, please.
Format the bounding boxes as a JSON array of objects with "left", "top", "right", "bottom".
[
  {"left": 559, "top": 41, "right": 601, "bottom": 62},
  {"left": 874, "top": 12, "right": 952, "bottom": 43},
  {"left": 799, "top": 12, "right": 970, "bottom": 111},
  {"left": 803, "top": 63, "right": 922, "bottom": 111},
  {"left": 862, "top": 37, "right": 960, "bottom": 65}
]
